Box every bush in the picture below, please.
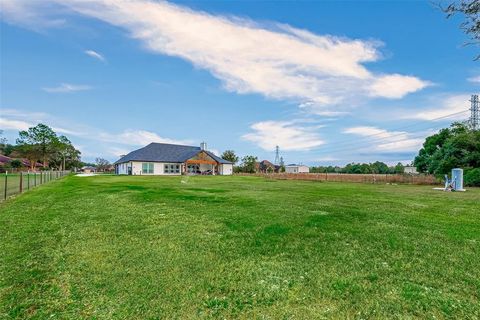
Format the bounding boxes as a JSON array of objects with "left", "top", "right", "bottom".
[{"left": 465, "top": 168, "right": 480, "bottom": 187}]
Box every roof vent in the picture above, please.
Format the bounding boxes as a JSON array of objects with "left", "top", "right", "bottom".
[{"left": 200, "top": 142, "right": 207, "bottom": 151}]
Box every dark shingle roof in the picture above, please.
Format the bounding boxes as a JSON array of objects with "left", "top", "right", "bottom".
[{"left": 114, "top": 143, "right": 232, "bottom": 164}]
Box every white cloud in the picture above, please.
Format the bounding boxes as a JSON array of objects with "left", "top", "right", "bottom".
[
  {"left": 468, "top": 76, "right": 480, "bottom": 84},
  {"left": 84, "top": 49, "right": 105, "bottom": 62},
  {"left": 0, "top": 0, "right": 66, "bottom": 30},
  {"left": 368, "top": 74, "right": 430, "bottom": 99},
  {"left": 98, "top": 129, "right": 191, "bottom": 146},
  {"left": 404, "top": 94, "right": 472, "bottom": 121},
  {"left": 343, "top": 126, "right": 423, "bottom": 152},
  {"left": 1, "top": 0, "right": 429, "bottom": 110},
  {"left": 242, "top": 120, "right": 324, "bottom": 151},
  {"left": 0, "top": 118, "right": 32, "bottom": 131},
  {"left": 43, "top": 83, "right": 92, "bottom": 93}
]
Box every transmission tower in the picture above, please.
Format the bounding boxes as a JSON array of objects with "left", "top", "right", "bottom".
[
  {"left": 470, "top": 94, "right": 479, "bottom": 130},
  {"left": 274, "top": 145, "right": 280, "bottom": 165}
]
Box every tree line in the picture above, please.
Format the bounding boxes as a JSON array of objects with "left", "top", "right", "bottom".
[{"left": 0, "top": 124, "right": 82, "bottom": 170}]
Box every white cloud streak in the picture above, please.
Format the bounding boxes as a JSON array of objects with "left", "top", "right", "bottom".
[
  {"left": 1, "top": 0, "right": 429, "bottom": 111},
  {"left": 468, "top": 76, "right": 480, "bottom": 84},
  {"left": 343, "top": 126, "right": 424, "bottom": 152},
  {"left": 403, "top": 94, "right": 472, "bottom": 121},
  {"left": 242, "top": 120, "right": 324, "bottom": 151},
  {"left": 84, "top": 49, "right": 106, "bottom": 62},
  {"left": 43, "top": 83, "right": 92, "bottom": 93}
]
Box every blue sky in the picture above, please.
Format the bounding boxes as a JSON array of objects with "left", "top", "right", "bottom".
[{"left": 0, "top": 0, "right": 478, "bottom": 165}]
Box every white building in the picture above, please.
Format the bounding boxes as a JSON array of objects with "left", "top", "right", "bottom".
[
  {"left": 404, "top": 166, "right": 419, "bottom": 174},
  {"left": 285, "top": 164, "right": 309, "bottom": 174},
  {"left": 115, "top": 142, "right": 233, "bottom": 175}
]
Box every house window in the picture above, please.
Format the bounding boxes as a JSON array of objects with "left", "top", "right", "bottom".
[
  {"left": 142, "top": 162, "right": 154, "bottom": 174},
  {"left": 164, "top": 164, "right": 180, "bottom": 174}
]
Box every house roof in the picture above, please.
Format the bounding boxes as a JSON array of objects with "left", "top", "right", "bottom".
[
  {"left": 114, "top": 143, "right": 232, "bottom": 165},
  {"left": 0, "top": 155, "right": 43, "bottom": 167}
]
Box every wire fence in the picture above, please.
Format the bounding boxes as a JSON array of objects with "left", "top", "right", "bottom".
[
  {"left": 0, "top": 171, "right": 70, "bottom": 201},
  {"left": 236, "top": 172, "right": 441, "bottom": 185}
]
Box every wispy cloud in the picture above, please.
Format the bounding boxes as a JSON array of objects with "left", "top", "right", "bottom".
[
  {"left": 1, "top": 0, "right": 430, "bottom": 111},
  {"left": 0, "top": 118, "right": 32, "bottom": 131},
  {"left": 42, "top": 83, "right": 92, "bottom": 93},
  {"left": 242, "top": 120, "right": 324, "bottom": 151},
  {"left": 98, "top": 129, "right": 191, "bottom": 146},
  {"left": 343, "top": 126, "right": 424, "bottom": 152},
  {"left": 468, "top": 76, "right": 480, "bottom": 84},
  {"left": 403, "top": 94, "right": 471, "bottom": 121},
  {"left": 84, "top": 49, "right": 105, "bottom": 62}
]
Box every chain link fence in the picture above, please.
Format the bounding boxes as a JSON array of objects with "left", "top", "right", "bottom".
[{"left": 0, "top": 171, "right": 70, "bottom": 201}]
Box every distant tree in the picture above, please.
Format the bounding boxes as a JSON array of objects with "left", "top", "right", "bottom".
[
  {"left": 17, "top": 124, "right": 58, "bottom": 167},
  {"left": 221, "top": 150, "right": 239, "bottom": 164},
  {"left": 370, "top": 161, "right": 389, "bottom": 174},
  {"left": 394, "top": 162, "right": 405, "bottom": 174},
  {"left": 241, "top": 155, "right": 258, "bottom": 173},
  {"left": 95, "top": 158, "right": 111, "bottom": 172},
  {"left": 52, "top": 136, "right": 81, "bottom": 170},
  {"left": 414, "top": 123, "right": 480, "bottom": 174},
  {"left": 10, "top": 159, "right": 23, "bottom": 169},
  {"left": 442, "top": 0, "right": 479, "bottom": 59}
]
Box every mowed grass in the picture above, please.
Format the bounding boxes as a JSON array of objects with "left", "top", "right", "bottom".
[{"left": 0, "top": 175, "right": 479, "bottom": 319}]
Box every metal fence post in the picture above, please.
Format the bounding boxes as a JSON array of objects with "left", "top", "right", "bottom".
[
  {"left": 4, "top": 172, "right": 7, "bottom": 200},
  {"left": 27, "top": 172, "right": 30, "bottom": 190},
  {"left": 19, "top": 172, "right": 23, "bottom": 193}
]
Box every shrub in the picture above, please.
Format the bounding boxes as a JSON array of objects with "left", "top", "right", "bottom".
[{"left": 465, "top": 168, "right": 480, "bottom": 187}]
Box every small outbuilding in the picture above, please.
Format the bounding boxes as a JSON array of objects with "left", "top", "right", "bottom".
[
  {"left": 404, "top": 166, "right": 419, "bottom": 175},
  {"left": 285, "top": 164, "right": 309, "bottom": 174}
]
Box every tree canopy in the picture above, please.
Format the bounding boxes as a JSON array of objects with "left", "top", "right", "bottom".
[
  {"left": 221, "top": 150, "right": 239, "bottom": 164},
  {"left": 443, "top": 0, "right": 479, "bottom": 59},
  {"left": 414, "top": 123, "right": 480, "bottom": 174},
  {"left": 13, "top": 123, "right": 81, "bottom": 170}
]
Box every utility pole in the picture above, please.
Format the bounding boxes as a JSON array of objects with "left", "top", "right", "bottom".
[
  {"left": 274, "top": 145, "right": 280, "bottom": 165},
  {"left": 470, "top": 94, "right": 479, "bottom": 130}
]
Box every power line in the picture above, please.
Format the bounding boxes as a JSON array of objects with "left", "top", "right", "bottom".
[{"left": 316, "top": 109, "right": 470, "bottom": 155}]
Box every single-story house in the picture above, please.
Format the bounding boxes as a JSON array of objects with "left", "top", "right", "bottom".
[
  {"left": 255, "top": 160, "right": 280, "bottom": 173},
  {"left": 81, "top": 166, "right": 97, "bottom": 174},
  {"left": 404, "top": 166, "right": 419, "bottom": 175},
  {"left": 285, "top": 164, "right": 309, "bottom": 174},
  {"left": 0, "top": 154, "right": 44, "bottom": 171},
  {"left": 114, "top": 142, "right": 233, "bottom": 175}
]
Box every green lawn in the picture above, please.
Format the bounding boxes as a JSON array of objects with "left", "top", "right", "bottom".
[{"left": 1, "top": 175, "right": 479, "bottom": 319}]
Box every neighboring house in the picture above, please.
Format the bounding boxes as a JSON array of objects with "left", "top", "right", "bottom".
[
  {"left": 404, "top": 166, "right": 419, "bottom": 174},
  {"left": 285, "top": 164, "right": 309, "bottom": 174},
  {"left": 255, "top": 160, "right": 280, "bottom": 173},
  {"left": 0, "top": 154, "right": 43, "bottom": 171},
  {"left": 81, "top": 166, "right": 97, "bottom": 174},
  {"left": 114, "top": 142, "right": 233, "bottom": 175}
]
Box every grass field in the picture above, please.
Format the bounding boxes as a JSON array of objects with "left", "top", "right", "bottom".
[{"left": 1, "top": 175, "right": 479, "bottom": 319}]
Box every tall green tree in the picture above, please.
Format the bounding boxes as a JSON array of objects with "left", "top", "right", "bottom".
[
  {"left": 51, "top": 136, "right": 81, "bottom": 170},
  {"left": 221, "top": 150, "right": 239, "bottom": 164},
  {"left": 414, "top": 123, "right": 480, "bottom": 174},
  {"left": 17, "top": 124, "right": 59, "bottom": 167},
  {"left": 241, "top": 155, "right": 258, "bottom": 173}
]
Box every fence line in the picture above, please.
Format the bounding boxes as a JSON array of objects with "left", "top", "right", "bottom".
[
  {"left": 0, "top": 171, "right": 70, "bottom": 201},
  {"left": 235, "top": 172, "right": 441, "bottom": 185}
]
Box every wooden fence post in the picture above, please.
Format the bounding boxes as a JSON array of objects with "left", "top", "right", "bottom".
[{"left": 4, "top": 172, "right": 7, "bottom": 200}]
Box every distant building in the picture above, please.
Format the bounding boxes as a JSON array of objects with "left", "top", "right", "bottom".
[
  {"left": 81, "top": 166, "right": 97, "bottom": 174},
  {"left": 285, "top": 164, "right": 309, "bottom": 174},
  {"left": 114, "top": 142, "right": 233, "bottom": 175},
  {"left": 255, "top": 160, "right": 280, "bottom": 173},
  {"left": 404, "top": 166, "right": 419, "bottom": 174}
]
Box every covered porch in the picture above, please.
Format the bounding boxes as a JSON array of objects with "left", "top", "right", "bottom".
[{"left": 184, "top": 151, "right": 220, "bottom": 175}]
